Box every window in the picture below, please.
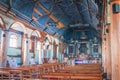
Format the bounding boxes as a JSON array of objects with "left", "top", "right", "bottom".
[
  {"left": 37, "top": 42, "right": 41, "bottom": 50},
  {"left": 10, "top": 35, "right": 18, "bottom": 48},
  {"left": 30, "top": 36, "right": 35, "bottom": 52}
]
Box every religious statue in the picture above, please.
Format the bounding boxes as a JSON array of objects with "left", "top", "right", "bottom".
[{"left": 79, "top": 43, "right": 88, "bottom": 54}]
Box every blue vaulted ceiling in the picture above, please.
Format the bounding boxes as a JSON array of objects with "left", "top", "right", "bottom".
[{"left": 0, "top": 0, "right": 103, "bottom": 42}]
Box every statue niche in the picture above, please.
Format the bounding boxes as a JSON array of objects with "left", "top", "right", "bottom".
[{"left": 79, "top": 43, "right": 88, "bottom": 54}]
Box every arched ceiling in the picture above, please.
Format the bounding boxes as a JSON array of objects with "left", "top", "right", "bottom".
[{"left": 0, "top": 0, "right": 103, "bottom": 43}]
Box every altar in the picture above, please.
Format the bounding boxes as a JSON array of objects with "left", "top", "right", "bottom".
[{"left": 75, "top": 60, "right": 89, "bottom": 64}]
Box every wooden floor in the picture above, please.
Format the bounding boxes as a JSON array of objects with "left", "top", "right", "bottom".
[{"left": 0, "top": 63, "right": 103, "bottom": 80}]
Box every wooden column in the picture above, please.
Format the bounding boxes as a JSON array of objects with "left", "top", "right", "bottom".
[
  {"left": 21, "top": 34, "right": 25, "bottom": 65},
  {"left": 0, "top": 28, "right": 2, "bottom": 66},
  {"left": 110, "top": 0, "right": 120, "bottom": 79},
  {"left": 41, "top": 42, "right": 45, "bottom": 63},
  {"left": 102, "top": 35, "right": 107, "bottom": 72},
  {"left": 106, "top": 25, "right": 111, "bottom": 79},
  {"left": 59, "top": 43, "right": 62, "bottom": 63},
  {"left": 53, "top": 42, "right": 57, "bottom": 58},
  {"left": 25, "top": 37, "right": 29, "bottom": 65},
  {"left": 34, "top": 37, "right": 37, "bottom": 58},
  {"left": 2, "top": 30, "right": 9, "bottom": 67}
]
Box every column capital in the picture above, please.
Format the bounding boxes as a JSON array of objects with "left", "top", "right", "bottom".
[
  {"left": 2, "top": 30, "right": 9, "bottom": 37},
  {"left": 24, "top": 34, "right": 28, "bottom": 38}
]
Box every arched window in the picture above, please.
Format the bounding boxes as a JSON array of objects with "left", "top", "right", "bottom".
[
  {"left": 37, "top": 41, "right": 41, "bottom": 50},
  {"left": 10, "top": 35, "right": 18, "bottom": 48}
]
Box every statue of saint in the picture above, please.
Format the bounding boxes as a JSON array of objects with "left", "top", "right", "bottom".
[{"left": 79, "top": 43, "right": 88, "bottom": 54}]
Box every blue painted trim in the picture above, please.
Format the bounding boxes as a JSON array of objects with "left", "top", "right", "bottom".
[
  {"left": 20, "top": 32, "right": 24, "bottom": 35},
  {"left": 4, "top": 30, "right": 9, "bottom": 32}
]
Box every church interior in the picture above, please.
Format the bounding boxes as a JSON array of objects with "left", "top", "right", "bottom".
[{"left": 0, "top": 0, "right": 119, "bottom": 80}]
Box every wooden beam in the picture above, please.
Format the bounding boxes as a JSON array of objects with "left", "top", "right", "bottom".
[
  {"left": 32, "top": 16, "right": 38, "bottom": 21},
  {"left": 32, "top": 2, "right": 39, "bottom": 21},
  {"left": 37, "top": 2, "right": 65, "bottom": 28},
  {"left": 34, "top": 8, "right": 43, "bottom": 16},
  {"left": 0, "top": 6, "right": 16, "bottom": 16},
  {"left": 0, "top": 7, "right": 7, "bottom": 12}
]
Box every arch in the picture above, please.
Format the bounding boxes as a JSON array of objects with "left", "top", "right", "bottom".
[
  {"left": 39, "top": 31, "right": 47, "bottom": 42},
  {"left": 53, "top": 39, "right": 57, "bottom": 58},
  {"left": 9, "top": 22, "right": 27, "bottom": 33},
  {"left": 45, "top": 34, "right": 52, "bottom": 44},
  {"left": 30, "top": 30, "right": 41, "bottom": 50},
  {"left": 54, "top": 38, "right": 59, "bottom": 45},
  {"left": 53, "top": 39, "right": 56, "bottom": 45},
  {"left": 0, "top": 16, "right": 6, "bottom": 30},
  {"left": 31, "top": 30, "right": 41, "bottom": 38},
  {"left": 30, "top": 30, "right": 42, "bottom": 59}
]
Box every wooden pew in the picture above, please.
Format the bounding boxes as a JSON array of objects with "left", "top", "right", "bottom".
[
  {"left": 40, "top": 63, "right": 103, "bottom": 80},
  {"left": 71, "top": 74, "right": 102, "bottom": 80},
  {"left": 0, "top": 63, "right": 65, "bottom": 80},
  {"left": 23, "top": 63, "right": 65, "bottom": 80},
  {"left": 41, "top": 72, "right": 102, "bottom": 80},
  {"left": 1, "top": 63, "right": 102, "bottom": 80},
  {"left": 0, "top": 71, "right": 10, "bottom": 80},
  {"left": 0, "top": 67, "right": 32, "bottom": 80},
  {"left": 41, "top": 73, "right": 71, "bottom": 80}
]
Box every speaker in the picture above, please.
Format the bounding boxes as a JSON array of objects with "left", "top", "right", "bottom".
[{"left": 112, "top": 4, "right": 120, "bottom": 13}]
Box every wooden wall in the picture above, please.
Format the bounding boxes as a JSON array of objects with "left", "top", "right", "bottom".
[
  {"left": 102, "top": 0, "right": 120, "bottom": 79},
  {"left": 110, "top": 0, "right": 120, "bottom": 79}
]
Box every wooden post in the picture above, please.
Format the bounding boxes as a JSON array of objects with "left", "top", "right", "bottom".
[
  {"left": 2, "top": 30, "right": 9, "bottom": 67},
  {"left": 21, "top": 34, "right": 25, "bottom": 65},
  {"left": 0, "top": 28, "right": 2, "bottom": 66},
  {"left": 24, "top": 37, "right": 29, "bottom": 65},
  {"left": 102, "top": 35, "right": 107, "bottom": 72},
  {"left": 106, "top": 25, "right": 111, "bottom": 79},
  {"left": 59, "top": 43, "right": 62, "bottom": 63},
  {"left": 53, "top": 42, "right": 57, "bottom": 58},
  {"left": 34, "top": 37, "right": 37, "bottom": 58},
  {"left": 110, "top": 0, "right": 120, "bottom": 79}
]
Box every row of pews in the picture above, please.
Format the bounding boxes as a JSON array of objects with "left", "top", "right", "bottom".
[
  {"left": 0, "top": 63, "right": 103, "bottom": 80},
  {"left": 41, "top": 63, "right": 103, "bottom": 80},
  {"left": 0, "top": 63, "right": 66, "bottom": 80}
]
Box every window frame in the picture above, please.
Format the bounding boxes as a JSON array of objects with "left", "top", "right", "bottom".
[{"left": 9, "top": 34, "right": 18, "bottom": 48}]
